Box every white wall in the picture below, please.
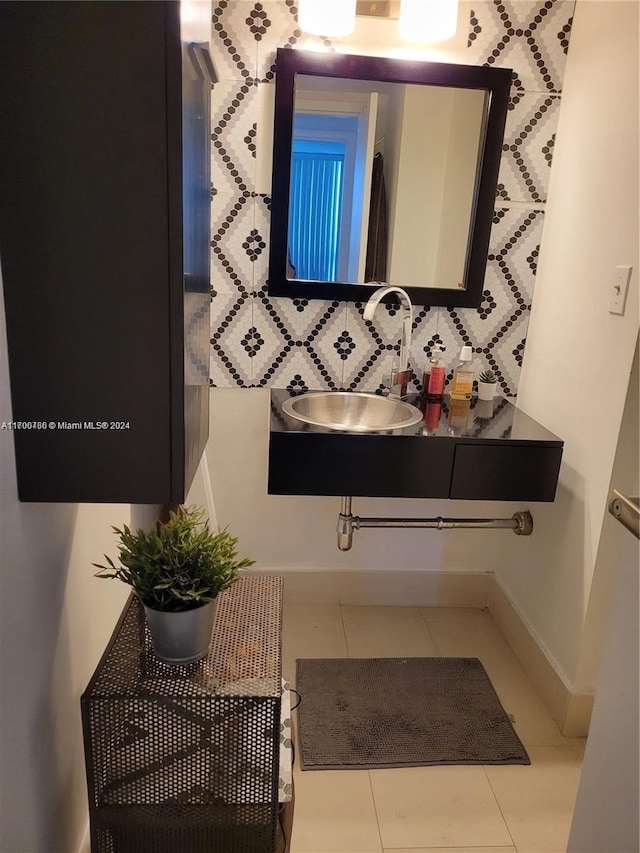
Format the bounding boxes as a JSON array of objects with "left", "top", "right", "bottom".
[
  {"left": 0, "top": 267, "right": 130, "bottom": 852},
  {"left": 568, "top": 539, "right": 639, "bottom": 850},
  {"left": 496, "top": 0, "right": 639, "bottom": 687},
  {"left": 567, "top": 340, "right": 639, "bottom": 851},
  {"left": 575, "top": 339, "right": 638, "bottom": 689}
]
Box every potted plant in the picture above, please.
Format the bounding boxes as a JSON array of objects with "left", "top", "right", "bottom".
[
  {"left": 477, "top": 368, "right": 499, "bottom": 401},
  {"left": 94, "top": 506, "right": 254, "bottom": 665}
]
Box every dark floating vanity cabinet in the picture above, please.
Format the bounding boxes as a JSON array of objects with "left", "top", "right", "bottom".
[
  {"left": 269, "top": 391, "right": 564, "bottom": 502},
  {"left": 0, "top": 1, "right": 213, "bottom": 502}
]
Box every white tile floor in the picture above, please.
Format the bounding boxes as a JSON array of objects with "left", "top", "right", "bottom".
[{"left": 283, "top": 604, "right": 585, "bottom": 853}]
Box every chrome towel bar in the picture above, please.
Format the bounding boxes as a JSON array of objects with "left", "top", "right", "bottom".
[{"left": 337, "top": 495, "right": 533, "bottom": 551}]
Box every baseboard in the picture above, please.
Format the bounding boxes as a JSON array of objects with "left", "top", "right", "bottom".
[
  {"left": 488, "top": 578, "right": 593, "bottom": 736},
  {"left": 255, "top": 569, "right": 492, "bottom": 607}
]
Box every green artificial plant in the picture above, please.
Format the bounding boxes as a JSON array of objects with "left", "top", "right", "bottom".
[
  {"left": 94, "top": 506, "right": 254, "bottom": 612},
  {"left": 478, "top": 369, "right": 497, "bottom": 384}
]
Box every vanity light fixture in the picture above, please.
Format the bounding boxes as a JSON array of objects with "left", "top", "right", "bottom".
[
  {"left": 298, "top": 0, "right": 459, "bottom": 43},
  {"left": 297, "top": 0, "right": 357, "bottom": 37},
  {"left": 399, "top": 0, "right": 459, "bottom": 43}
]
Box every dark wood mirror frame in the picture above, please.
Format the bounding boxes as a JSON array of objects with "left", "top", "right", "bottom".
[{"left": 268, "top": 48, "right": 512, "bottom": 307}]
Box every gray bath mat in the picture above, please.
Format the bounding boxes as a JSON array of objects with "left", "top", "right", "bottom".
[{"left": 296, "top": 657, "right": 530, "bottom": 769}]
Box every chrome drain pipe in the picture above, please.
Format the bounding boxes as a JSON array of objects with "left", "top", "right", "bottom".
[
  {"left": 337, "top": 496, "right": 354, "bottom": 552},
  {"left": 337, "top": 496, "right": 533, "bottom": 551}
]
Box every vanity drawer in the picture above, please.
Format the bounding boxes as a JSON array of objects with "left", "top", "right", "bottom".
[
  {"left": 450, "top": 444, "right": 563, "bottom": 502},
  {"left": 268, "top": 432, "right": 454, "bottom": 498}
]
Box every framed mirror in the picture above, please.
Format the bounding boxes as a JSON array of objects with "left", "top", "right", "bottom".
[{"left": 268, "top": 48, "right": 512, "bottom": 307}]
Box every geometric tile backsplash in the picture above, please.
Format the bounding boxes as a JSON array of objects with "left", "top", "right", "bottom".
[{"left": 209, "top": 0, "right": 575, "bottom": 396}]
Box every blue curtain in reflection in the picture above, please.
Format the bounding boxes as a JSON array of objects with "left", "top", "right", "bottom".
[{"left": 288, "top": 146, "right": 344, "bottom": 281}]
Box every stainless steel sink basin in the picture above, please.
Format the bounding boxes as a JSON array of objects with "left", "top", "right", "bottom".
[{"left": 281, "top": 391, "right": 423, "bottom": 432}]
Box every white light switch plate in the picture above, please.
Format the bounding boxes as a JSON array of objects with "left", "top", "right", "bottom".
[{"left": 609, "top": 266, "right": 632, "bottom": 315}]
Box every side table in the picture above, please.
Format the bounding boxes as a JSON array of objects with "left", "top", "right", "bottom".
[{"left": 81, "top": 576, "right": 284, "bottom": 853}]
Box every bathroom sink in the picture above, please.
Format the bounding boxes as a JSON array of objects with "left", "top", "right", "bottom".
[{"left": 281, "top": 391, "right": 423, "bottom": 433}]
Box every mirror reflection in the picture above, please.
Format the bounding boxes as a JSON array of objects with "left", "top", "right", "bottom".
[
  {"left": 268, "top": 49, "right": 511, "bottom": 307},
  {"left": 289, "top": 74, "right": 487, "bottom": 290}
]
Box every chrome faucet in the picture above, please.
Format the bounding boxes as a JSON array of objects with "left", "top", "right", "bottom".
[{"left": 363, "top": 285, "right": 413, "bottom": 397}]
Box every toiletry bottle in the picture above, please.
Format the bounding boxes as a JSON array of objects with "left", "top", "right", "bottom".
[
  {"left": 422, "top": 344, "right": 446, "bottom": 411},
  {"left": 450, "top": 345, "right": 475, "bottom": 400},
  {"left": 425, "top": 344, "right": 446, "bottom": 401}
]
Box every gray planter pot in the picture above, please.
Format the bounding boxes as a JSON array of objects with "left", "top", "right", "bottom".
[{"left": 143, "top": 598, "right": 217, "bottom": 665}]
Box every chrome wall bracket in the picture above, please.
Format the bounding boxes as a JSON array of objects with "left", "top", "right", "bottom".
[{"left": 337, "top": 496, "right": 533, "bottom": 551}]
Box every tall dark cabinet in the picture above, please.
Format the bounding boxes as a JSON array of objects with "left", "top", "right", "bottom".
[{"left": 0, "top": 1, "right": 213, "bottom": 503}]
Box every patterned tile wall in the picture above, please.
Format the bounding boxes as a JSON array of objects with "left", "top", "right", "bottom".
[{"left": 209, "top": 0, "right": 575, "bottom": 396}]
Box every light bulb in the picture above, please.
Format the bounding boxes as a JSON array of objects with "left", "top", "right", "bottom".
[
  {"left": 399, "top": 0, "right": 459, "bottom": 44},
  {"left": 297, "top": 0, "right": 357, "bottom": 37}
]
